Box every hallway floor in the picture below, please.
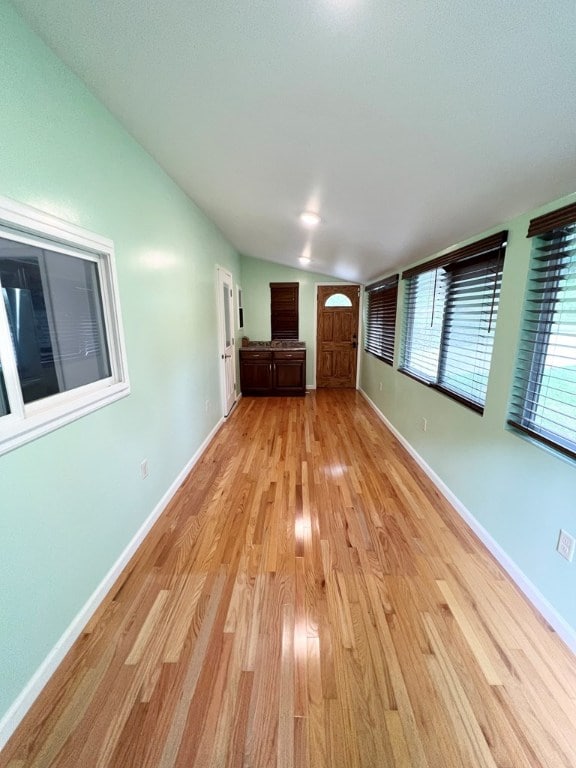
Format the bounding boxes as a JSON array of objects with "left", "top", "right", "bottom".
[{"left": 2, "top": 390, "right": 576, "bottom": 767}]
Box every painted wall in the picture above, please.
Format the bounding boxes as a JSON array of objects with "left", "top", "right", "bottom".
[
  {"left": 360, "top": 191, "right": 576, "bottom": 634},
  {"left": 239, "top": 255, "right": 347, "bottom": 385},
  {"left": 0, "top": 1, "right": 240, "bottom": 724}
]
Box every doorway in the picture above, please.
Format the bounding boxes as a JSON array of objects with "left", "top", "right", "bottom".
[
  {"left": 217, "top": 266, "right": 236, "bottom": 416},
  {"left": 316, "top": 284, "right": 360, "bottom": 388}
]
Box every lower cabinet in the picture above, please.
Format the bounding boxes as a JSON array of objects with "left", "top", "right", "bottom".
[
  {"left": 240, "top": 349, "right": 306, "bottom": 396},
  {"left": 239, "top": 350, "right": 273, "bottom": 394}
]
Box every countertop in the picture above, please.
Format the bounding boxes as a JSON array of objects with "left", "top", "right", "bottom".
[{"left": 242, "top": 340, "right": 306, "bottom": 351}]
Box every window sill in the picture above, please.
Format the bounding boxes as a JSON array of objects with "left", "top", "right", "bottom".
[
  {"left": 507, "top": 420, "right": 576, "bottom": 464},
  {"left": 397, "top": 368, "right": 485, "bottom": 415},
  {"left": 0, "top": 382, "right": 130, "bottom": 457}
]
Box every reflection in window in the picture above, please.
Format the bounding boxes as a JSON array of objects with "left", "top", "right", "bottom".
[
  {"left": 0, "top": 363, "right": 9, "bottom": 416},
  {"left": 325, "top": 293, "right": 352, "bottom": 307},
  {"left": 1, "top": 243, "right": 111, "bottom": 405},
  {"left": 0, "top": 196, "right": 130, "bottom": 457}
]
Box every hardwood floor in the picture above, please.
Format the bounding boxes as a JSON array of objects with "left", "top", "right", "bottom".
[{"left": 2, "top": 390, "right": 576, "bottom": 767}]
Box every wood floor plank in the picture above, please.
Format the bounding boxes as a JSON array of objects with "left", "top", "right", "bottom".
[{"left": 2, "top": 391, "right": 576, "bottom": 768}]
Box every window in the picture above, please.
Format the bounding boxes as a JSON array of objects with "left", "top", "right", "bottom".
[
  {"left": 400, "top": 231, "right": 507, "bottom": 413},
  {"left": 270, "top": 282, "right": 299, "bottom": 339},
  {"left": 364, "top": 275, "right": 398, "bottom": 365},
  {"left": 325, "top": 293, "right": 353, "bottom": 307},
  {"left": 508, "top": 202, "right": 576, "bottom": 459},
  {"left": 237, "top": 285, "right": 244, "bottom": 329},
  {"left": 0, "top": 196, "right": 129, "bottom": 455}
]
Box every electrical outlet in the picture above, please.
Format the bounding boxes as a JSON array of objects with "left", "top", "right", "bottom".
[
  {"left": 379, "top": 381, "right": 383, "bottom": 392},
  {"left": 205, "top": 399, "right": 210, "bottom": 414},
  {"left": 140, "top": 459, "right": 149, "bottom": 479},
  {"left": 421, "top": 418, "right": 428, "bottom": 432},
  {"left": 557, "top": 530, "right": 575, "bottom": 562}
]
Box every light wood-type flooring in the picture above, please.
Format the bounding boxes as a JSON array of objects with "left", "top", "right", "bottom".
[{"left": 3, "top": 390, "right": 576, "bottom": 768}]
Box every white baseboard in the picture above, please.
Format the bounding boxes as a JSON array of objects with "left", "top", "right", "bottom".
[
  {"left": 359, "top": 389, "right": 576, "bottom": 655},
  {"left": 0, "top": 417, "right": 224, "bottom": 751}
]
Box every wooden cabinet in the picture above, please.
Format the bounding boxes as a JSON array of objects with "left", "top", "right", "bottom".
[
  {"left": 240, "top": 348, "right": 305, "bottom": 396},
  {"left": 239, "top": 350, "right": 273, "bottom": 394},
  {"left": 273, "top": 350, "right": 306, "bottom": 395}
]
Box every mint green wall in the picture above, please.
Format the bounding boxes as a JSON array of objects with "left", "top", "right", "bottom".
[
  {"left": 361, "top": 191, "right": 576, "bottom": 633},
  {"left": 239, "top": 255, "right": 346, "bottom": 385},
  {"left": 0, "top": 1, "right": 240, "bottom": 722}
]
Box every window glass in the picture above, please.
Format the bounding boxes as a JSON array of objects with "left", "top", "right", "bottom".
[
  {"left": 509, "top": 222, "right": 576, "bottom": 457},
  {"left": 0, "top": 240, "right": 111, "bottom": 404},
  {"left": 223, "top": 282, "right": 231, "bottom": 347},
  {"left": 0, "top": 194, "right": 129, "bottom": 457},
  {"left": 0, "top": 363, "right": 9, "bottom": 416},
  {"left": 325, "top": 293, "right": 352, "bottom": 307},
  {"left": 438, "top": 256, "right": 501, "bottom": 407},
  {"left": 400, "top": 232, "right": 506, "bottom": 413},
  {"left": 401, "top": 269, "right": 445, "bottom": 381}
]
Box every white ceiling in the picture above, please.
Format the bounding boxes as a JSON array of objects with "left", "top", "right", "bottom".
[{"left": 10, "top": 0, "right": 576, "bottom": 282}]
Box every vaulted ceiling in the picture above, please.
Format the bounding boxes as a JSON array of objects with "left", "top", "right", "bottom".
[{"left": 10, "top": 0, "right": 576, "bottom": 282}]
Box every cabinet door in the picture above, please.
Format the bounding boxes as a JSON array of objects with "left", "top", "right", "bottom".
[
  {"left": 273, "top": 351, "right": 305, "bottom": 394},
  {"left": 240, "top": 353, "right": 273, "bottom": 394}
]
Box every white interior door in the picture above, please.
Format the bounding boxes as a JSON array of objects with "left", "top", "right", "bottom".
[{"left": 217, "top": 267, "right": 236, "bottom": 416}]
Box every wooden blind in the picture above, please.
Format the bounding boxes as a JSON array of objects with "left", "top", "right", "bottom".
[
  {"left": 364, "top": 275, "right": 399, "bottom": 365},
  {"left": 402, "top": 231, "right": 507, "bottom": 280},
  {"left": 270, "top": 282, "right": 299, "bottom": 339}
]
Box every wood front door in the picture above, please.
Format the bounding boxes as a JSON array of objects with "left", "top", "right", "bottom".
[{"left": 316, "top": 285, "right": 360, "bottom": 388}]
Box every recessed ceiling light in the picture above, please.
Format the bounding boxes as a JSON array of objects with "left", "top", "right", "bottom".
[{"left": 299, "top": 210, "right": 321, "bottom": 228}]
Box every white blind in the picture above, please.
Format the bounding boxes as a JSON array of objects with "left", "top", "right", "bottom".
[
  {"left": 439, "top": 255, "right": 502, "bottom": 407},
  {"left": 401, "top": 269, "right": 446, "bottom": 381},
  {"left": 509, "top": 224, "right": 576, "bottom": 458},
  {"left": 400, "top": 234, "right": 506, "bottom": 413}
]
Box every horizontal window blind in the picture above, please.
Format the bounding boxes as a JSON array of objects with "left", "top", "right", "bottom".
[
  {"left": 364, "top": 275, "right": 398, "bottom": 365},
  {"left": 509, "top": 218, "right": 576, "bottom": 459},
  {"left": 401, "top": 269, "right": 445, "bottom": 381},
  {"left": 438, "top": 254, "right": 503, "bottom": 409},
  {"left": 400, "top": 231, "right": 507, "bottom": 413}
]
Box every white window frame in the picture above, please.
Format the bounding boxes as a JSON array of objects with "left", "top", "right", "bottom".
[
  {"left": 236, "top": 284, "right": 244, "bottom": 330},
  {"left": 0, "top": 195, "right": 130, "bottom": 456}
]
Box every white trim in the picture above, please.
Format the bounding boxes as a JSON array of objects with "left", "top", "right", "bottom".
[
  {"left": 0, "top": 194, "right": 130, "bottom": 457},
  {"left": 225, "top": 392, "right": 241, "bottom": 417},
  {"left": 359, "top": 388, "right": 576, "bottom": 656},
  {"left": 0, "top": 195, "right": 114, "bottom": 254},
  {"left": 0, "top": 383, "right": 130, "bottom": 456},
  {"left": 0, "top": 415, "right": 224, "bottom": 750},
  {"left": 216, "top": 265, "right": 236, "bottom": 417}
]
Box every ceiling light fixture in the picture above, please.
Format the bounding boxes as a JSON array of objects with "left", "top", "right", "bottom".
[{"left": 299, "top": 210, "right": 321, "bottom": 228}]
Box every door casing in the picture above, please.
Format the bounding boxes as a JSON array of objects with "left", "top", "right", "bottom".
[
  {"left": 216, "top": 266, "right": 236, "bottom": 416},
  {"left": 314, "top": 283, "right": 362, "bottom": 389}
]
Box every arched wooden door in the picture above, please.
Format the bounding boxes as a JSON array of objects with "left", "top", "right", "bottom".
[{"left": 316, "top": 285, "right": 360, "bottom": 388}]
